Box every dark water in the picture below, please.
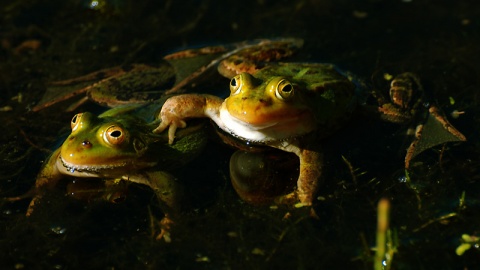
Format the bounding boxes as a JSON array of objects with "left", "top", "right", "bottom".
[{"left": 1, "top": 0, "right": 479, "bottom": 269}]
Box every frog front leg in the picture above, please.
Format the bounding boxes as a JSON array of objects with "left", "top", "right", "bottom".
[
  {"left": 6, "top": 148, "right": 63, "bottom": 216},
  {"left": 296, "top": 149, "right": 323, "bottom": 206},
  {"left": 125, "top": 171, "right": 184, "bottom": 242},
  {"left": 273, "top": 141, "right": 323, "bottom": 207},
  {"left": 153, "top": 94, "right": 224, "bottom": 144}
]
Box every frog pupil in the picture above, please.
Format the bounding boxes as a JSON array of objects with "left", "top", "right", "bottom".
[
  {"left": 110, "top": 130, "right": 122, "bottom": 137},
  {"left": 282, "top": 84, "right": 292, "bottom": 93},
  {"left": 230, "top": 78, "right": 237, "bottom": 87}
]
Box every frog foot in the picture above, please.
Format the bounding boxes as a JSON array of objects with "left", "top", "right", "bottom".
[
  {"left": 153, "top": 117, "right": 187, "bottom": 144},
  {"left": 155, "top": 215, "right": 175, "bottom": 242},
  {"left": 273, "top": 191, "right": 299, "bottom": 205},
  {"left": 274, "top": 191, "right": 313, "bottom": 208},
  {"left": 274, "top": 192, "right": 319, "bottom": 218}
]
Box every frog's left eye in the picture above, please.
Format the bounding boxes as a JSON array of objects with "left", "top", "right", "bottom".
[
  {"left": 104, "top": 125, "right": 126, "bottom": 145},
  {"left": 71, "top": 113, "right": 82, "bottom": 131},
  {"left": 275, "top": 79, "right": 294, "bottom": 100},
  {"left": 230, "top": 75, "right": 242, "bottom": 95}
]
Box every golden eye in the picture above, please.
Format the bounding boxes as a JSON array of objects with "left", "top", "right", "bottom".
[
  {"left": 275, "top": 79, "right": 294, "bottom": 100},
  {"left": 104, "top": 125, "right": 125, "bottom": 145},
  {"left": 71, "top": 113, "right": 82, "bottom": 131},
  {"left": 230, "top": 75, "right": 242, "bottom": 95}
]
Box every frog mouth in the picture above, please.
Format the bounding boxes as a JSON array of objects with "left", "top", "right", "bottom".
[
  {"left": 59, "top": 155, "right": 128, "bottom": 173},
  {"left": 216, "top": 108, "right": 314, "bottom": 143},
  {"left": 58, "top": 155, "right": 160, "bottom": 178},
  {"left": 59, "top": 157, "right": 127, "bottom": 178}
]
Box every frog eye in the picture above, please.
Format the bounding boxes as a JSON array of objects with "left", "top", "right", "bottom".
[
  {"left": 104, "top": 125, "right": 126, "bottom": 145},
  {"left": 71, "top": 113, "right": 82, "bottom": 131},
  {"left": 275, "top": 79, "right": 294, "bottom": 100},
  {"left": 230, "top": 75, "right": 242, "bottom": 95}
]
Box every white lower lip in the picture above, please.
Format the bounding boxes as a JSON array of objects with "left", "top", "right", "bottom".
[
  {"left": 58, "top": 155, "right": 157, "bottom": 177},
  {"left": 58, "top": 155, "right": 128, "bottom": 177},
  {"left": 218, "top": 109, "right": 274, "bottom": 142},
  {"left": 215, "top": 108, "right": 314, "bottom": 143}
]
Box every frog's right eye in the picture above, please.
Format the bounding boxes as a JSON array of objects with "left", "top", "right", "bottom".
[
  {"left": 71, "top": 113, "right": 82, "bottom": 131},
  {"left": 104, "top": 125, "right": 126, "bottom": 146},
  {"left": 275, "top": 79, "right": 294, "bottom": 101},
  {"left": 230, "top": 75, "right": 242, "bottom": 95}
]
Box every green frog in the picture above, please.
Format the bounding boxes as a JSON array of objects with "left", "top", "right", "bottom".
[
  {"left": 10, "top": 98, "right": 208, "bottom": 240},
  {"left": 154, "top": 63, "right": 358, "bottom": 207}
]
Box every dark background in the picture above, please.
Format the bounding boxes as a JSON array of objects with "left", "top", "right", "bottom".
[{"left": 0, "top": 0, "right": 479, "bottom": 269}]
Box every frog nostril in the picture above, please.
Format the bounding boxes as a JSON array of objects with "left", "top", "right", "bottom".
[{"left": 82, "top": 140, "right": 92, "bottom": 148}]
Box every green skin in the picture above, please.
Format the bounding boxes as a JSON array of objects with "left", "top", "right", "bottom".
[
  {"left": 155, "top": 63, "right": 357, "bottom": 207},
  {"left": 27, "top": 99, "right": 207, "bottom": 232}
]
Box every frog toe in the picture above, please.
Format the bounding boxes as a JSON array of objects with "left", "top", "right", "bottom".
[{"left": 153, "top": 118, "right": 187, "bottom": 144}]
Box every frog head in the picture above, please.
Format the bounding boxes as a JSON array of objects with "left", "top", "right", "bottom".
[
  {"left": 58, "top": 112, "right": 161, "bottom": 178},
  {"left": 220, "top": 72, "right": 316, "bottom": 143},
  {"left": 218, "top": 64, "right": 356, "bottom": 143}
]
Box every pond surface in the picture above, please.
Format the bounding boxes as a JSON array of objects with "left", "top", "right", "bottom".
[{"left": 1, "top": 0, "right": 479, "bottom": 269}]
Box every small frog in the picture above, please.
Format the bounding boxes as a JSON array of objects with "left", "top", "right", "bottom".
[
  {"left": 154, "top": 63, "right": 358, "bottom": 207},
  {"left": 10, "top": 99, "right": 208, "bottom": 240},
  {"left": 375, "top": 72, "right": 466, "bottom": 168}
]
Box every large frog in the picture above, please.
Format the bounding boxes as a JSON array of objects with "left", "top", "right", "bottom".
[
  {"left": 154, "top": 63, "right": 358, "bottom": 207},
  {"left": 9, "top": 98, "right": 208, "bottom": 240}
]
